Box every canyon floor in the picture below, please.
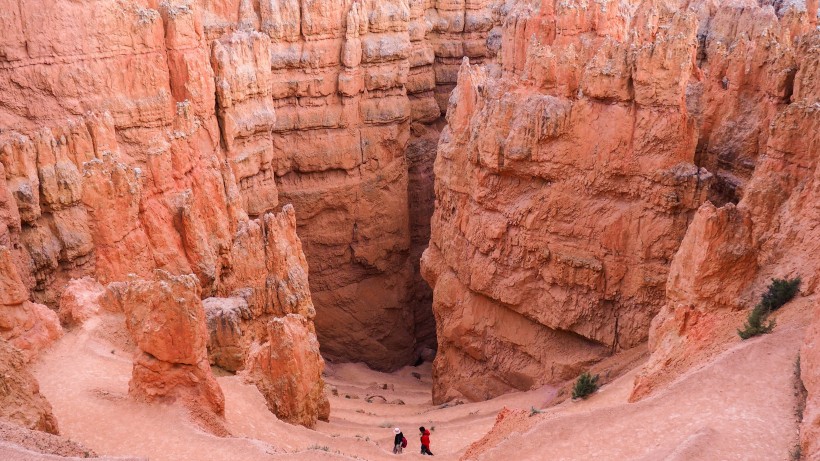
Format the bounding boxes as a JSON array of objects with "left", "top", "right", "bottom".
[{"left": 5, "top": 298, "right": 806, "bottom": 461}]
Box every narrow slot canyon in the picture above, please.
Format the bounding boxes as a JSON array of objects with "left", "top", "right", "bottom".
[{"left": 1, "top": 0, "right": 820, "bottom": 460}]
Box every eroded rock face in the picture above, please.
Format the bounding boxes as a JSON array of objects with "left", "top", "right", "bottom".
[
  {"left": 198, "top": 0, "right": 504, "bottom": 370},
  {"left": 631, "top": 8, "right": 820, "bottom": 414},
  {"left": 58, "top": 277, "right": 105, "bottom": 327},
  {"left": 0, "top": 248, "right": 62, "bottom": 361},
  {"left": 0, "top": 0, "right": 502, "bottom": 374},
  {"left": 0, "top": 0, "right": 489, "bottom": 428},
  {"left": 423, "top": 0, "right": 819, "bottom": 403},
  {"left": 245, "top": 314, "right": 330, "bottom": 428},
  {"left": 0, "top": 339, "right": 59, "bottom": 434},
  {"left": 423, "top": 0, "right": 713, "bottom": 403},
  {"left": 204, "top": 296, "right": 250, "bottom": 372},
  {"left": 105, "top": 270, "right": 225, "bottom": 419}
]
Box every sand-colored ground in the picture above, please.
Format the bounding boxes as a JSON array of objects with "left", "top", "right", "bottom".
[
  {"left": 30, "top": 313, "right": 550, "bottom": 460},
  {"left": 468, "top": 302, "right": 811, "bottom": 460},
  {"left": 25, "top": 301, "right": 808, "bottom": 461}
]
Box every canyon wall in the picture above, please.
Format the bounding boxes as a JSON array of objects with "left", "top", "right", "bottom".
[
  {"left": 0, "top": 0, "right": 330, "bottom": 427},
  {"left": 196, "top": 0, "right": 504, "bottom": 370},
  {"left": 0, "top": 339, "right": 58, "bottom": 434},
  {"left": 0, "top": 0, "right": 506, "bottom": 429},
  {"left": 204, "top": 0, "right": 495, "bottom": 370},
  {"left": 422, "top": 0, "right": 819, "bottom": 403},
  {"left": 628, "top": 8, "right": 820, "bottom": 456}
]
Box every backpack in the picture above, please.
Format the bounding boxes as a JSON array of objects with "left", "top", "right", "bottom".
[{"left": 401, "top": 436, "right": 408, "bottom": 448}]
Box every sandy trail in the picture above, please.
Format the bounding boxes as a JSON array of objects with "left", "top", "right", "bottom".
[
  {"left": 31, "top": 313, "right": 547, "bottom": 460},
  {"left": 470, "top": 303, "right": 810, "bottom": 460},
  {"left": 30, "top": 301, "right": 808, "bottom": 461}
]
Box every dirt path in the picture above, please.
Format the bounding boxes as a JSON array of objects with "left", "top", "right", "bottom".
[
  {"left": 31, "top": 314, "right": 548, "bottom": 460},
  {"left": 468, "top": 306, "right": 808, "bottom": 460},
  {"left": 30, "top": 303, "right": 807, "bottom": 461}
]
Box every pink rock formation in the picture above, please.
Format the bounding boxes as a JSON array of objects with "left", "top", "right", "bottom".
[
  {"left": 57, "top": 278, "right": 105, "bottom": 327},
  {"left": 0, "top": 0, "right": 432, "bottom": 428},
  {"left": 423, "top": 0, "right": 819, "bottom": 404},
  {"left": 422, "top": 0, "right": 713, "bottom": 403},
  {"left": 0, "top": 339, "right": 59, "bottom": 434},
  {"left": 204, "top": 296, "right": 250, "bottom": 372},
  {"left": 245, "top": 314, "right": 330, "bottom": 428},
  {"left": 0, "top": 248, "right": 62, "bottom": 361},
  {"left": 633, "top": 6, "right": 820, "bottom": 403},
  {"left": 0, "top": 0, "right": 502, "bottom": 376},
  {"left": 105, "top": 271, "right": 225, "bottom": 422},
  {"left": 803, "top": 302, "right": 820, "bottom": 459}
]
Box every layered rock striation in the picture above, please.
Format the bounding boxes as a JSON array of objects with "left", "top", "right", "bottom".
[
  {"left": 0, "top": 0, "right": 506, "bottom": 427},
  {"left": 200, "top": 0, "right": 504, "bottom": 369},
  {"left": 0, "top": 339, "right": 59, "bottom": 434},
  {"left": 422, "top": 0, "right": 819, "bottom": 403},
  {"left": 423, "top": 0, "right": 709, "bottom": 402},
  {"left": 0, "top": 0, "right": 330, "bottom": 428},
  {"left": 0, "top": 0, "right": 504, "bottom": 375}
]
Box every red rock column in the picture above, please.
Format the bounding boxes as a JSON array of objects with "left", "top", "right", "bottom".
[{"left": 106, "top": 270, "right": 225, "bottom": 422}]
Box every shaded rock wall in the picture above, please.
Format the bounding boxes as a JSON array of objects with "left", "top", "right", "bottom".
[
  {"left": 422, "top": 0, "right": 819, "bottom": 403},
  {"left": 0, "top": 0, "right": 506, "bottom": 374},
  {"left": 0, "top": 339, "right": 59, "bottom": 434},
  {"left": 197, "top": 0, "right": 504, "bottom": 369},
  {"left": 0, "top": 0, "right": 329, "bottom": 427}
]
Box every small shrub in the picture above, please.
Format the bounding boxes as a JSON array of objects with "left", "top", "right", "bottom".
[
  {"left": 378, "top": 421, "right": 395, "bottom": 428},
  {"left": 572, "top": 372, "right": 599, "bottom": 399},
  {"left": 738, "top": 304, "right": 776, "bottom": 339},
  {"left": 308, "top": 444, "right": 330, "bottom": 451},
  {"left": 760, "top": 277, "right": 801, "bottom": 312},
  {"left": 738, "top": 277, "right": 800, "bottom": 340}
]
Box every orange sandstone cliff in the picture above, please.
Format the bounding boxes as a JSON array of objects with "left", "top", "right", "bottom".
[
  {"left": 422, "top": 0, "right": 819, "bottom": 408},
  {"left": 1, "top": 0, "right": 819, "bottom": 456},
  {"left": 0, "top": 0, "right": 506, "bottom": 429},
  {"left": 0, "top": 0, "right": 332, "bottom": 428}
]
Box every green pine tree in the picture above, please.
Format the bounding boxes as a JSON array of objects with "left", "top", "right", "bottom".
[{"left": 572, "top": 372, "right": 599, "bottom": 399}]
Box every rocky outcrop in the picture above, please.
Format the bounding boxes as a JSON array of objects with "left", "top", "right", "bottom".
[
  {"left": 203, "top": 204, "right": 331, "bottom": 426},
  {"left": 57, "top": 277, "right": 105, "bottom": 327},
  {"left": 0, "top": 248, "right": 62, "bottom": 361},
  {"left": 0, "top": 339, "right": 58, "bottom": 434},
  {"left": 204, "top": 296, "right": 250, "bottom": 372},
  {"left": 422, "top": 0, "right": 819, "bottom": 403},
  {"left": 422, "top": 0, "right": 714, "bottom": 403},
  {"left": 245, "top": 314, "right": 330, "bottom": 428},
  {"left": 632, "top": 7, "right": 820, "bottom": 402},
  {"left": 105, "top": 271, "right": 225, "bottom": 423}
]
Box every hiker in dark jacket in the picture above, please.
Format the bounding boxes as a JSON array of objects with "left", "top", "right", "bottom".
[
  {"left": 393, "top": 427, "right": 405, "bottom": 454},
  {"left": 419, "top": 426, "right": 433, "bottom": 455}
]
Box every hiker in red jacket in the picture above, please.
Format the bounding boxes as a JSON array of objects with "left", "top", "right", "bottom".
[{"left": 419, "top": 426, "right": 433, "bottom": 456}]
